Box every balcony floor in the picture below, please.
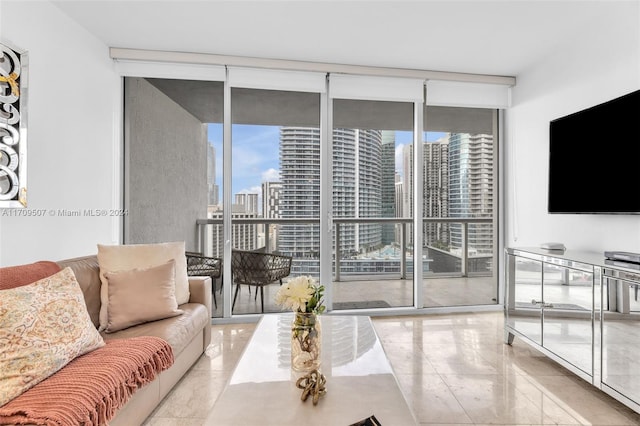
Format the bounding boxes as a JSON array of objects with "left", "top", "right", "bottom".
[{"left": 214, "top": 276, "right": 497, "bottom": 316}]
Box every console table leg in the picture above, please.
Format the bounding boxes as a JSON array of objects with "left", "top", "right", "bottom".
[{"left": 505, "top": 330, "right": 515, "bottom": 345}]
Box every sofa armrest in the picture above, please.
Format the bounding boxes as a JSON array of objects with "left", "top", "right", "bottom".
[
  {"left": 188, "top": 276, "right": 212, "bottom": 316},
  {"left": 188, "top": 276, "right": 212, "bottom": 349}
]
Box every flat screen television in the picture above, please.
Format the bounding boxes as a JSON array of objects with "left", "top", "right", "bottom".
[{"left": 548, "top": 89, "right": 640, "bottom": 214}]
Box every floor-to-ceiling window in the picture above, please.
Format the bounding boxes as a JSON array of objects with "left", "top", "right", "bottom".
[
  {"left": 121, "top": 59, "right": 510, "bottom": 320},
  {"left": 330, "top": 98, "right": 417, "bottom": 310},
  {"left": 326, "top": 74, "right": 425, "bottom": 310},
  {"left": 228, "top": 88, "right": 322, "bottom": 314},
  {"left": 421, "top": 105, "right": 499, "bottom": 307},
  {"left": 225, "top": 69, "right": 325, "bottom": 315}
]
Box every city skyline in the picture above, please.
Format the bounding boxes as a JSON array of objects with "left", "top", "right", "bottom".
[
  {"left": 207, "top": 123, "right": 446, "bottom": 203},
  {"left": 205, "top": 123, "right": 494, "bottom": 273}
]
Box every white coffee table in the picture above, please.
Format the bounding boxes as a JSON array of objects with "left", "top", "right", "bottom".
[{"left": 206, "top": 314, "right": 417, "bottom": 425}]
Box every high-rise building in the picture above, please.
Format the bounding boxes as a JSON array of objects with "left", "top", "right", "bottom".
[
  {"left": 278, "top": 127, "right": 321, "bottom": 259},
  {"left": 402, "top": 143, "right": 414, "bottom": 222},
  {"left": 423, "top": 137, "right": 450, "bottom": 246},
  {"left": 394, "top": 174, "right": 404, "bottom": 243},
  {"left": 354, "top": 129, "right": 383, "bottom": 253},
  {"left": 402, "top": 140, "right": 449, "bottom": 246},
  {"left": 448, "top": 133, "right": 494, "bottom": 254},
  {"left": 400, "top": 133, "right": 494, "bottom": 254},
  {"left": 278, "top": 127, "right": 383, "bottom": 260},
  {"left": 330, "top": 128, "right": 384, "bottom": 254},
  {"left": 261, "top": 181, "right": 282, "bottom": 219},
  {"left": 401, "top": 143, "right": 415, "bottom": 249},
  {"left": 381, "top": 131, "right": 396, "bottom": 244},
  {"left": 233, "top": 194, "right": 259, "bottom": 249},
  {"left": 403, "top": 137, "right": 450, "bottom": 247},
  {"left": 235, "top": 193, "right": 258, "bottom": 215},
  {"left": 205, "top": 206, "right": 258, "bottom": 256},
  {"left": 332, "top": 128, "right": 357, "bottom": 254},
  {"left": 207, "top": 142, "right": 219, "bottom": 206},
  {"left": 262, "top": 181, "right": 282, "bottom": 252},
  {"left": 205, "top": 192, "right": 261, "bottom": 256},
  {"left": 205, "top": 206, "right": 224, "bottom": 257}
]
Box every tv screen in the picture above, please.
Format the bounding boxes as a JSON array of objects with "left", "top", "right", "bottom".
[{"left": 548, "top": 89, "right": 640, "bottom": 214}]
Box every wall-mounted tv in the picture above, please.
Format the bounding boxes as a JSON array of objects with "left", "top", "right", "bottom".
[{"left": 548, "top": 89, "right": 640, "bottom": 214}]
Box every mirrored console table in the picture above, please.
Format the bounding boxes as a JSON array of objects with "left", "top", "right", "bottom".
[{"left": 505, "top": 247, "right": 640, "bottom": 414}]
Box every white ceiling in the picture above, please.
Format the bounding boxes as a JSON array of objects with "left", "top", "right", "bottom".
[{"left": 52, "top": 0, "right": 633, "bottom": 78}]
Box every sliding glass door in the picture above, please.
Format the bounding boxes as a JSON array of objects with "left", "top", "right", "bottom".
[
  {"left": 328, "top": 75, "right": 424, "bottom": 311},
  {"left": 224, "top": 69, "right": 326, "bottom": 315},
  {"left": 228, "top": 87, "right": 321, "bottom": 314},
  {"left": 122, "top": 63, "right": 507, "bottom": 319},
  {"left": 420, "top": 105, "right": 499, "bottom": 307},
  {"left": 331, "top": 99, "right": 416, "bottom": 310}
]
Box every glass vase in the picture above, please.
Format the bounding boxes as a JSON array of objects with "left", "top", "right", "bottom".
[{"left": 291, "top": 311, "right": 321, "bottom": 372}]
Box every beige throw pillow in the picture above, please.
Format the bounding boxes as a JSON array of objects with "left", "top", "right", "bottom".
[
  {"left": 0, "top": 267, "right": 105, "bottom": 406},
  {"left": 103, "top": 260, "right": 183, "bottom": 333},
  {"left": 97, "top": 242, "right": 190, "bottom": 331}
]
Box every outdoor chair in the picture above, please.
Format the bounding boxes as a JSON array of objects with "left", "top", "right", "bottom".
[
  {"left": 185, "top": 251, "right": 222, "bottom": 308},
  {"left": 231, "top": 249, "right": 292, "bottom": 313}
]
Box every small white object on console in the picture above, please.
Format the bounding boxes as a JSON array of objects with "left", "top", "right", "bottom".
[{"left": 540, "top": 242, "right": 566, "bottom": 251}]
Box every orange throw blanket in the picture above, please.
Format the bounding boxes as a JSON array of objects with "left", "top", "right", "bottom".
[
  {"left": 0, "top": 336, "right": 174, "bottom": 426},
  {"left": 0, "top": 261, "right": 61, "bottom": 290}
]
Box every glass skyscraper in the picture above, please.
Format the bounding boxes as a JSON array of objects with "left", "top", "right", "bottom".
[
  {"left": 448, "top": 133, "right": 494, "bottom": 254},
  {"left": 278, "top": 127, "right": 384, "bottom": 260}
]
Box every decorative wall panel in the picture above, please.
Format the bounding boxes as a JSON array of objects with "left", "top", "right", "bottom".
[{"left": 0, "top": 42, "right": 28, "bottom": 208}]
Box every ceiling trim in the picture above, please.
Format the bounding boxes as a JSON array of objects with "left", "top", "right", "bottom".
[{"left": 110, "top": 47, "right": 516, "bottom": 87}]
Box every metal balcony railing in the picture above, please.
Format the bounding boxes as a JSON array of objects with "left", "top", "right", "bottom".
[{"left": 195, "top": 217, "right": 493, "bottom": 280}]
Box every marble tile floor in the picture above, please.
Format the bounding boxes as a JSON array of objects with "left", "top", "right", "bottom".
[{"left": 143, "top": 312, "right": 640, "bottom": 426}]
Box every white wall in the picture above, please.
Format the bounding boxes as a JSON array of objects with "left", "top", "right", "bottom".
[
  {"left": 0, "top": 1, "right": 120, "bottom": 266},
  {"left": 506, "top": 2, "right": 640, "bottom": 253}
]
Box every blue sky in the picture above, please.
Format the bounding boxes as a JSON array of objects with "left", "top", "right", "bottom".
[{"left": 207, "top": 124, "right": 446, "bottom": 198}]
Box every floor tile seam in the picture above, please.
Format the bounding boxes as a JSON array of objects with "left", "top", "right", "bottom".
[
  {"left": 436, "top": 371, "right": 587, "bottom": 426},
  {"left": 379, "top": 338, "right": 470, "bottom": 422},
  {"left": 417, "top": 344, "right": 507, "bottom": 377},
  {"left": 500, "top": 372, "right": 585, "bottom": 425},
  {"left": 433, "top": 370, "right": 478, "bottom": 426},
  {"left": 405, "top": 344, "right": 479, "bottom": 422},
  {"left": 505, "top": 371, "right": 640, "bottom": 425},
  {"left": 473, "top": 342, "right": 524, "bottom": 373},
  {"left": 405, "top": 342, "right": 444, "bottom": 375}
]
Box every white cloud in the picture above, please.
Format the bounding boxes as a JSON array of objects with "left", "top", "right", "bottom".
[
  {"left": 262, "top": 168, "right": 280, "bottom": 182},
  {"left": 237, "top": 185, "right": 262, "bottom": 195}
]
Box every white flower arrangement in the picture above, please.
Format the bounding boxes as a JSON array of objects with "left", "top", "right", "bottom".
[{"left": 275, "top": 275, "right": 325, "bottom": 314}]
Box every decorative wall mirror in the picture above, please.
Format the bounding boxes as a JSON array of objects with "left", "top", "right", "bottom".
[{"left": 1, "top": 42, "right": 28, "bottom": 208}]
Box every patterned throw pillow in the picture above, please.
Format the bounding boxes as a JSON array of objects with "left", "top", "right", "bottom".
[{"left": 0, "top": 267, "right": 105, "bottom": 406}]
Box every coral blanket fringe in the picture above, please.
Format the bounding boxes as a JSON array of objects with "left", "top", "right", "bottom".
[{"left": 0, "top": 336, "right": 174, "bottom": 426}]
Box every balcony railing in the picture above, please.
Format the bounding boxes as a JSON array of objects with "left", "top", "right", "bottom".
[{"left": 195, "top": 217, "right": 493, "bottom": 280}]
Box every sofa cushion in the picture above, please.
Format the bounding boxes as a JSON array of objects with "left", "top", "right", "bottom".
[
  {"left": 0, "top": 267, "right": 105, "bottom": 406},
  {"left": 0, "top": 261, "right": 61, "bottom": 290},
  {"left": 56, "top": 256, "right": 102, "bottom": 328},
  {"left": 104, "top": 260, "right": 183, "bottom": 333},
  {"left": 97, "top": 242, "right": 190, "bottom": 331},
  {"left": 101, "top": 303, "right": 208, "bottom": 357}
]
